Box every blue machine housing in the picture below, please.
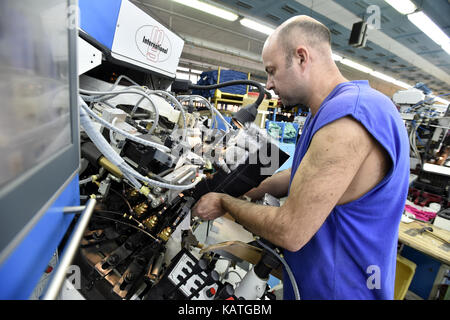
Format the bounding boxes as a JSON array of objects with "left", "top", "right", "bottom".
[
  {"left": 0, "top": 176, "right": 80, "bottom": 299},
  {"left": 78, "top": 0, "right": 122, "bottom": 50}
]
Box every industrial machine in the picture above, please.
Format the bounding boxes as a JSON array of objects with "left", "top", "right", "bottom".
[
  {"left": 393, "top": 84, "right": 450, "bottom": 222},
  {"left": 1, "top": 0, "right": 295, "bottom": 300}
]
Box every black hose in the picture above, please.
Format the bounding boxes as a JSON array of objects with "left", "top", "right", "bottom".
[{"left": 189, "top": 80, "right": 266, "bottom": 107}]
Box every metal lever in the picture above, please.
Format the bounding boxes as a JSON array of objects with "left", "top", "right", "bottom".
[{"left": 42, "top": 199, "right": 96, "bottom": 300}]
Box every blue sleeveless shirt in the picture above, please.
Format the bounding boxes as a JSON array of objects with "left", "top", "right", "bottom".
[{"left": 283, "top": 80, "right": 410, "bottom": 300}]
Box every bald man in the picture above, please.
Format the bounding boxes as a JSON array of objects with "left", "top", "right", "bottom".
[{"left": 192, "top": 16, "right": 410, "bottom": 300}]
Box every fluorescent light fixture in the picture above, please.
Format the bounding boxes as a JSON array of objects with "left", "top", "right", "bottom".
[
  {"left": 340, "top": 58, "right": 373, "bottom": 73},
  {"left": 384, "top": 0, "right": 416, "bottom": 15},
  {"left": 371, "top": 71, "right": 413, "bottom": 89},
  {"left": 442, "top": 42, "right": 450, "bottom": 55},
  {"left": 335, "top": 56, "right": 412, "bottom": 89},
  {"left": 392, "top": 80, "right": 412, "bottom": 89},
  {"left": 172, "top": 0, "right": 238, "bottom": 21},
  {"left": 176, "top": 66, "right": 189, "bottom": 72},
  {"left": 408, "top": 11, "right": 450, "bottom": 53},
  {"left": 370, "top": 71, "right": 397, "bottom": 83},
  {"left": 332, "top": 53, "right": 343, "bottom": 61},
  {"left": 190, "top": 69, "right": 203, "bottom": 74},
  {"left": 240, "top": 18, "right": 275, "bottom": 35}
]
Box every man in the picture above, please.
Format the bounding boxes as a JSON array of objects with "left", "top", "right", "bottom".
[{"left": 192, "top": 16, "right": 410, "bottom": 299}]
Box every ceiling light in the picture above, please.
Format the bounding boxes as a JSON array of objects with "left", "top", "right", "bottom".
[
  {"left": 384, "top": 0, "right": 417, "bottom": 15},
  {"left": 408, "top": 11, "right": 450, "bottom": 52},
  {"left": 172, "top": 0, "right": 238, "bottom": 21},
  {"left": 441, "top": 42, "right": 450, "bottom": 55},
  {"left": 371, "top": 71, "right": 413, "bottom": 89},
  {"left": 370, "top": 71, "right": 397, "bottom": 83},
  {"left": 340, "top": 58, "right": 373, "bottom": 73},
  {"left": 240, "top": 18, "right": 275, "bottom": 36},
  {"left": 392, "top": 80, "right": 412, "bottom": 89},
  {"left": 176, "top": 66, "right": 189, "bottom": 72},
  {"left": 190, "top": 69, "right": 203, "bottom": 74}
]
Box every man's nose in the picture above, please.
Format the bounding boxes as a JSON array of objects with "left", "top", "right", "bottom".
[{"left": 266, "top": 79, "right": 274, "bottom": 91}]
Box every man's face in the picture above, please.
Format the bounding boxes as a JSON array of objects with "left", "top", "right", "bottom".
[{"left": 262, "top": 39, "right": 308, "bottom": 108}]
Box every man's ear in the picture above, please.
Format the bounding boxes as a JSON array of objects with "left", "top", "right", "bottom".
[{"left": 295, "top": 46, "right": 309, "bottom": 68}]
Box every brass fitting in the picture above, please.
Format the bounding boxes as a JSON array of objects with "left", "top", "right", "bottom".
[
  {"left": 127, "top": 188, "right": 140, "bottom": 199},
  {"left": 98, "top": 157, "right": 123, "bottom": 178},
  {"left": 157, "top": 227, "right": 172, "bottom": 242},
  {"left": 139, "top": 186, "right": 151, "bottom": 197},
  {"left": 143, "top": 215, "right": 158, "bottom": 230},
  {"left": 133, "top": 202, "right": 148, "bottom": 217}
]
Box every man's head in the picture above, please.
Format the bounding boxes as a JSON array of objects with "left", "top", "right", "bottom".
[{"left": 262, "top": 15, "right": 335, "bottom": 108}]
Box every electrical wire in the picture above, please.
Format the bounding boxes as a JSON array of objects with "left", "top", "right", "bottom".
[
  {"left": 189, "top": 80, "right": 266, "bottom": 107},
  {"left": 109, "top": 117, "right": 119, "bottom": 145},
  {"left": 151, "top": 90, "right": 188, "bottom": 143},
  {"left": 409, "top": 121, "right": 422, "bottom": 167},
  {"left": 111, "top": 75, "right": 141, "bottom": 90},
  {"left": 108, "top": 188, "right": 133, "bottom": 213},
  {"left": 178, "top": 95, "right": 230, "bottom": 131},
  {"left": 94, "top": 209, "right": 142, "bottom": 228},
  {"left": 256, "top": 239, "right": 300, "bottom": 300},
  {"left": 91, "top": 213, "right": 159, "bottom": 242},
  {"left": 79, "top": 176, "right": 93, "bottom": 185},
  {"left": 80, "top": 98, "right": 201, "bottom": 191},
  {"left": 80, "top": 88, "right": 159, "bottom": 134},
  {"left": 80, "top": 97, "right": 169, "bottom": 153},
  {"left": 80, "top": 100, "right": 144, "bottom": 191}
]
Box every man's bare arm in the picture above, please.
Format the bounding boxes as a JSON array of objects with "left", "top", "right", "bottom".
[
  {"left": 216, "top": 117, "right": 374, "bottom": 251},
  {"left": 244, "top": 168, "right": 292, "bottom": 200}
]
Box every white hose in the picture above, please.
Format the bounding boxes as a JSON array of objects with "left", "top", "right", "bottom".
[
  {"left": 151, "top": 90, "right": 188, "bottom": 142},
  {"left": 79, "top": 99, "right": 143, "bottom": 191},
  {"left": 79, "top": 96, "right": 201, "bottom": 191},
  {"left": 179, "top": 95, "right": 231, "bottom": 132},
  {"left": 79, "top": 176, "right": 93, "bottom": 185},
  {"left": 120, "top": 164, "right": 200, "bottom": 191},
  {"left": 256, "top": 239, "right": 300, "bottom": 300},
  {"left": 79, "top": 98, "right": 170, "bottom": 153},
  {"left": 110, "top": 117, "right": 119, "bottom": 146},
  {"left": 79, "top": 87, "right": 159, "bottom": 134}
]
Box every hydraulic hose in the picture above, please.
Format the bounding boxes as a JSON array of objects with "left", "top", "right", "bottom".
[
  {"left": 79, "top": 98, "right": 170, "bottom": 153},
  {"left": 256, "top": 239, "right": 300, "bottom": 300},
  {"left": 80, "top": 96, "right": 200, "bottom": 191},
  {"left": 79, "top": 88, "right": 159, "bottom": 134},
  {"left": 189, "top": 79, "right": 265, "bottom": 107}
]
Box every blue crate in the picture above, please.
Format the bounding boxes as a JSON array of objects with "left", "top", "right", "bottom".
[
  {"left": 283, "top": 122, "right": 299, "bottom": 144},
  {"left": 266, "top": 121, "right": 299, "bottom": 143},
  {"left": 192, "top": 70, "right": 248, "bottom": 98}
]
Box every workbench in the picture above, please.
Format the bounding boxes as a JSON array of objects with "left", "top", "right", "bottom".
[
  {"left": 398, "top": 220, "right": 450, "bottom": 265},
  {"left": 398, "top": 220, "right": 450, "bottom": 299}
]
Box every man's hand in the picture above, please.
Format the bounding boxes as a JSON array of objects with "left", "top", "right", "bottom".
[{"left": 192, "top": 192, "right": 227, "bottom": 221}]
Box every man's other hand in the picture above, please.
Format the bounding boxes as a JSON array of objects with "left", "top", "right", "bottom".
[{"left": 192, "top": 192, "right": 227, "bottom": 221}]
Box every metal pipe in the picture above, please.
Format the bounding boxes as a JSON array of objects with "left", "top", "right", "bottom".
[{"left": 43, "top": 199, "right": 97, "bottom": 300}]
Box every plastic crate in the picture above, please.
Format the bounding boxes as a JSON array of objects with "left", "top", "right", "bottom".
[
  {"left": 265, "top": 121, "right": 299, "bottom": 143},
  {"left": 266, "top": 121, "right": 284, "bottom": 141},
  {"left": 394, "top": 255, "right": 417, "bottom": 300},
  {"left": 283, "top": 122, "right": 299, "bottom": 144}
]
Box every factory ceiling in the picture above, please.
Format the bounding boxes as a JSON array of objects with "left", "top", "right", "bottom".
[{"left": 131, "top": 0, "right": 450, "bottom": 97}]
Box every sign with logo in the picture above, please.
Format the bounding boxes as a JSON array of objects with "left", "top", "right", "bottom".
[
  {"left": 135, "top": 25, "right": 172, "bottom": 63},
  {"left": 111, "top": 0, "right": 184, "bottom": 78}
]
